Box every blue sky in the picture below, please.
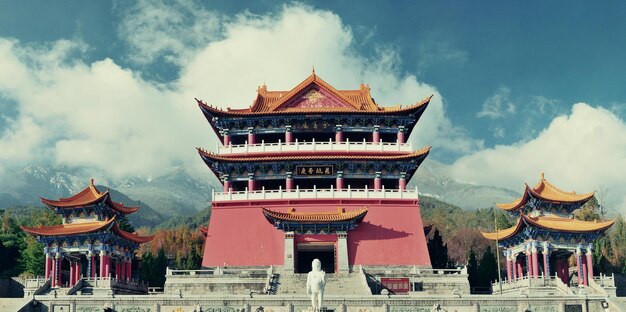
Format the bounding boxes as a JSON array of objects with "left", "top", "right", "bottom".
[{"left": 0, "top": 1, "right": 625, "bottom": 212}]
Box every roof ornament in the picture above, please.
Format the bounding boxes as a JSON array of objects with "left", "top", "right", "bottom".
[
  {"left": 540, "top": 172, "right": 545, "bottom": 180},
  {"left": 90, "top": 178, "right": 94, "bottom": 186},
  {"left": 312, "top": 66, "right": 316, "bottom": 81}
]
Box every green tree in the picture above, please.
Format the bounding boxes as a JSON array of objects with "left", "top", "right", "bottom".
[
  {"left": 154, "top": 247, "right": 168, "bottom": 287},
  {"left": 427, "top": 229, "right": 450, "bottom": 269},
  {"left": 477, "top": 246, "right": 499, "bottom": 289},
  {"left": 185, "top": 245, "right": 202, "bottom": 270},
  {"left": 19, "top": 235, "right": 45, "bottom": 277},
  {"left": 117, "top": 215, "right": 135, "bottom": 233},
  {"left": 467, "top": 248, "right": 479, "bottom": 291},
  {"left": 139, "top": 251, "right": 156, "bottom": 285}
]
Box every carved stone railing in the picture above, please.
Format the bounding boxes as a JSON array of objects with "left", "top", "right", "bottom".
[
  {"left": 217, "top": 139, "right": 412, "bottom": 155},
  {"left": 212, "top": 187, "right": 419, "bottom": 202}
]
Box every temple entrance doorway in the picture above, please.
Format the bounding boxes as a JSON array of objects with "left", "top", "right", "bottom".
[{"left": 295, "top": 242, "right": 335, "bottom": 273}]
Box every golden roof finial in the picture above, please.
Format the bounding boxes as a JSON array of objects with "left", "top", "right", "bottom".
[{"left": 540, "top": 172, "right": 545, "bottom": 180}]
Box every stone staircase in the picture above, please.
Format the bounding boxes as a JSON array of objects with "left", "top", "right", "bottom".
[{"left": 277, "top": 271, "right": 371, "bottom": 295}]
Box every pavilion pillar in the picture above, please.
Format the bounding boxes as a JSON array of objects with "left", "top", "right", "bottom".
[
  {"left": 586, "top": 245, "right": 594, "bottom": 282},
  {"left": 543, "top": 242, "right": 551, "bottom": 278},
  {"left": 372, "top": 125, "right": 380, "bottom": 144},
  {"left": 77, "top": 261, "right": 82, "bottom": 282},
  {"left": 399, "top": 172, "right": 407, "bottom": 191},
  {"left": 505, "top": 254, "right": 512, "bottom": 282},
  {"left": 563, "top": 258, "right": 570, "bottom": 284},
  {"left": 223, "top": 174, "right": 231, "bottom": 193},
  {"left": 127, "top": 260, "right": 132, "bottom": 281},
  {"left": 337, "top": 231, "right": 350, "bottom": 274},
  {"left": 51, "top": 255, "right": 58, "bottom": 287},
  {"left": 45, "top": 253, "right": 51, "bottom": 280},
  {"left": 374, "top": 172, "right": 382, "bottom": 190},
  {"left": 87, "top": 253, "right": 93, "bottom": 279},
  {"left": 286, "top": 172, "right": 294, "bottom": 191},
  {"left": 511, "top": 254, "right": 517, "bottom": 280},
  {"left": 285, "top": 126, "right": 293, "bottom": 144},
  {"left": 335, "top": 125, "right": 343, "bottom": 143},
  {"left": 248, "top": 173, "right": 256, "bottom": 191},
  {"left": 336, "top": 171, "right": 344, "bottom": 190},
  {"left": 576, "top": 247, "right": 584, "bottom": 285},
  {"left": 222, "top": 129, "right": 230, "bottom": 146},
  {"left": 99, "top": 252, "right": 106, "bottom": 278},
  {"left": 70, "top": 260, "right": 75, "bottom": 286},
  {"left": 247, "top": 127, "right": 256, "bottom": 145},
  {"left": 516, "top": 257, "right": 523, "bottom": 279},
  {"left": 526, "top": 250, "right": 533, "bottom": 277},
  {"left": 397, "top": 126, "right": 405, "bottom": 144},
  {"left": 55, "top": 254, "right": 62, "bottom": 287},
  {"left": 284, "top": 232, "right": 295, "bottom": 273},
  {"left": 531, "top": 244, "right": 539, "bottom": 277}
]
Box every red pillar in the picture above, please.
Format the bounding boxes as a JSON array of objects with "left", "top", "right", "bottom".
[
  {"left": 99, "top": 253, "right": 105, "bottom": 278},
  {"left": 335, "top": 126, "right": 343, "bottom": 143},
  {"left": 583, "top": 260, "right": 588, "bottom": 286},
  {"left": 399, "top": 174, "right": 406, "bottom": 191},
  {"left": 336, "top": 172, "right": 344, "bottom": 190},
  {"left": 285, "top": 127, "right": 293, "bottom": 144},
  {"left": 127, "top": 261, "right": 132, "bottom": 281},
  {"left": 223, "top": 180, "right": 231, "bottom": 192},
  {"left": 90, "top": 255, "right": 95, "bottom": 278},
  {"left": 248, "top": 175, "right": 255, "bottom": 191},
  {"left": 223, "top": 131, "right": 230, "bottom": 146},
  {"left": 374, "top": 174, "right": 382, "bottom": 190},
  {"left": 286, "top": 173, "right": 293, "bottom": 191},
  {"left": 397, "top": 127, "right": 405, "bottom": 144},
  {"left": 51, "top": 258, "right": 57, "bottom": 287},
  {"left": 506, "top": 258, "right": 512, "bottom": 281},
  {"left": 532, "top": 249, "right": 539, "bottom": 277},
  {"left": 247, "top": 128, "right": 256, "bottom": 145},
  {"left": 586, "top": 248, "right": 594, "bottom": 282},
  {"left": 107, "top": 255, "right": 112, "bottom": 278},
  {"left": 70, "top": 261, "right": 75, "bottom": 286},
  {"left": 563, "top": 258, "right": 570, "bottom": 284},
  {"left": 372, "top": 127, "right": 380, "bottom": 144},
  {"left": 45, "top": 254, "right": 51, "bottom": 280},
  {"left": 511, "top": 256, "right": 517, "bottom": 280},
  {"left": 576, "top": 250, "right": 583, "bottom": 285}
]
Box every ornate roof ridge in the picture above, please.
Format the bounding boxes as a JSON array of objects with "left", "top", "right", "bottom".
[
  {"left": 496, "top": 173, "right": 595, "bottom": 212},
  {"left": 40, "top": 179, "right": 139, "bottom": 215},
  {"left": 482, "top": 214, "right": 615, "bottom": 241}
]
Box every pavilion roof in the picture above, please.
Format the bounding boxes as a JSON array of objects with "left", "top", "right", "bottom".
[
  {"left": 196, "top": 71, "right": 432, "bottom": 117},
  {"left": 111, "top": 224, "right": 155, "bottom": 244},
  {"left": 197, "top": 146, "right": 431, "bottom": 163},
  {"left": 496, "top": 173, "right": 595, "bottom": 211},
  {"left": 481, "top": 214, "right": 614, "bottom": 241},
  {"left": 40, "top": 179, "right": 139, "bottom": 215},
  {"left": 262, "top": 207, "right": 368, "bottom": 223},
  {"left": 20, "top": 217, "right": 116, "bottom": 236}
]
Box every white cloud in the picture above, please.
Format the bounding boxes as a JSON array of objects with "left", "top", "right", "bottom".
[
  {"left": 450, "top": 103, "right": 626, "bottom": 214},
  {"left": 477, "top": 86, "right": 516, "bottom": 119},
  {"left": 116, "top": 0, "right": 221, "bottom": 65},
  {"left": 0, "top": 4, "right": 479, "bottom": 186}
]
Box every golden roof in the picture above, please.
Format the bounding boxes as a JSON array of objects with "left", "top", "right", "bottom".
[
  {"left": 21, "top": 217, "right": 116, "bottom": 236},
  {"left": 496, "top": 173, "right": 595, "bottom": 211},
  {"left": 40, "top": 179, "right": 139, "bottom": 214},
  {"left": 196, "top": 71, "right": 431, "bottom": 116},
  {"left": 262, "top": 207, "right": 368, "bottom": 223},
  {"left": 481, "top": 214, "right": 614, "bottom": 241}
]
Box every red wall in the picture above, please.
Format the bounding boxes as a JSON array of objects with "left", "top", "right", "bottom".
[{"left": 201, "top": 198, "right": 431, "bottom": 267}]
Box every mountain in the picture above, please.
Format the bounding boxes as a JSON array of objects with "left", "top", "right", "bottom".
[
  {"left": 412, "top": 159, "right": 520, "bottom": 210},
  {"left": 0, "top": 166, "right": 214, "bottom": 226}
]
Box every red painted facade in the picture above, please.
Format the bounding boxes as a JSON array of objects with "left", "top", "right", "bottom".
[{"left": 202, "top": 198, "right": 431, "bottom": 267}]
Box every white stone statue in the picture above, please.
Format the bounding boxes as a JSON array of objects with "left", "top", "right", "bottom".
[{"left": 306, "top": 259, "right": 326, "bottom": 312}]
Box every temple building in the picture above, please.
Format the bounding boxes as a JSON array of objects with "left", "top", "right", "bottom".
[
  {"left": 196, "top": 71, "right": 432, "bottom": 273},
  {"left": 482, "top": 173, "right": 614, "bottom": 290},
  {"left": 21, "top": 180, "right": 153, "bottom": 292}
]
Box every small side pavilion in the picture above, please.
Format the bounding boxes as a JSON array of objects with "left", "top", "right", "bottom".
[
  {"left": 482, "top": 173, "right": 614, "bottom": 288},
  {"left": 21, "top": 180, "right": 153, "bottom": 290}
]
